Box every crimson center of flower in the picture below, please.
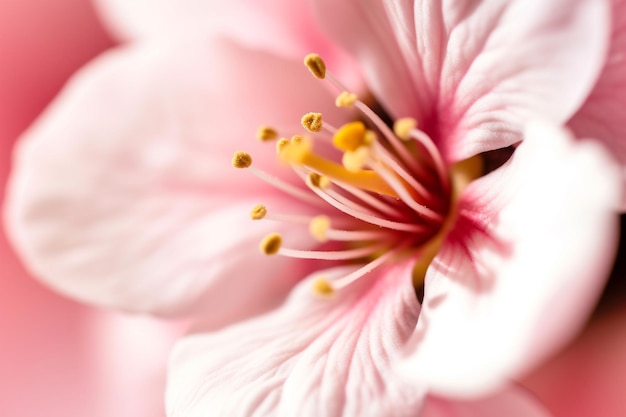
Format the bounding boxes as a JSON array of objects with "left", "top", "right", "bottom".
[{"left": 232, "top": 54, "right": 481, "bottom": 297}]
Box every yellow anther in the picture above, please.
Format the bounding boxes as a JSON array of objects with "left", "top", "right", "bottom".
[
  {"left": 256, "top": 125, "right": 278, "bottom": 141},
  {"left": 260, "top": 233, "right": 282, "bottom": 255},
  {"left": 250, "top": 204, "right": 267, "bottom": 220},
  {"left": 291, "top": 134, "right": 304, "bottom": 144},
  {"left": 276, "top": 138, "right": 290, "bottom": 154},
  {"left": 333, "top": 121, "right": 368, "bottom": 152},
  {"left": 232, "top": 151, "right": 252, "bottom": 169},
  {"left": 304, "top": 53, "right": 326, "bottom": 79},
  {"left": 301, "top": 112, "right": 323, "bottom": 132},
  {"left": 335, "top": 91, "right": 358, "bottom": 107},
  {"left": 393, "top": 117, "right": 418, "bottom": 141},
  {"left": 308, "top": 173, "right": 331, "bottom": 189},
  {"left": 309, "top": 215, "right": 331, "bottom": 242},
  {"left": 311, "top": 277, "right": 335, "bottom": 298},
  {"left": 342, "top": 146, "right": 370, "bottom": 172}
]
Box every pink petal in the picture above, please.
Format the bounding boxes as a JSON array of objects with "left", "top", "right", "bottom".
[
  {"left": 569, "top": 0, "right": 626, "bottom": 208},
  {"left": 314, "top": 0, "right": 610, "bottom": 161},
  {"left": 0, "top": 1, "right": 171, "bottom": 415},
  {"left": 166, "top": 261, "right": 425, "bottom": 417},
  {"left": 4, "top": 39, "right": 348, "bottom": 323},
  {"left": 399, "top": 121, "right": 621, "bottom": 396},
  {"left": 422, "top": 385, "right": 551, "bottom": 417},
  {"left": 93, "top": 0, "right": 358, "bottom": 83}
]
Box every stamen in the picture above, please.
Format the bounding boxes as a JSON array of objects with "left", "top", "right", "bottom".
[
  {"left": 331, "top": 241, "right": 411, "bottom": 289},
  {"left": 276, "top": 138, "right": 291, "bottom": 154},
  {"left": 256, "top": 125, "right": 278, "bottom": 141},
  {"left": 250, "top": 204, "right": 267, "bottom": 220},
  {"left": 330, "top": 181, "right": 405, "bottom": 218},
  {"left": 306, "top": 177, "right": 428, "bottom": 233},
  {"left": 314, "top": 184, "right": 379, "bottom": 216},
  {"left": 325, "top": 228, "right": 390, "bottom": 242},
  {"left": 409, "top": 128, "right": 450, "bottom": 190},
  {"left": 308, "top": 172, "right": 331, "bottom": 190},
  {"left": 260, "top": 233, "right": 282, "bottom": 255},
  {"left": 336, "top": 91, "right": 358, "bottom": 108},
  {"left": 304, "top": 53, "right": 326, "bottom": 79},
  {"left": 342, "top": 146, "right": 370, "bottom": 172},
  {"left": 309, "top": 215, "right": 331, "bottom": 242},
  {"left": 301, "top": 112, "right": 324, "bottom": 133},
  {"left": 303, "top": 55, "right": 422, "bottom": 174},
  {"left": 311, "top": 277, "right": 335, "bottom": 298},
  {"left": 393, "top": 118, "right": 417, "bottom": 141},
  {"left": 247, "top": 55, "right": 460, "bottom": 301},
  {"left": 333, "top": 121, "right": 369, "bottom": 152},
  {"left": 232, "top": 151, "right": 252, "bottom": 169},
  {"left": 370, "top": 141, "right": 438, "bottom": 203},
  {"left": 354, "top": 101, "right": 423, "bottom": 173},
  {"left": 370, "top": 161, "right": 444, "bottom": 222},
  {"left": 278, "top": 242, "right": 388, "bottom": 260}
]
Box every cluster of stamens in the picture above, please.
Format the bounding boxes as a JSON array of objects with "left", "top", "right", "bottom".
[{"left": 232, "top": 53, "right": 455, "bottom": 297}]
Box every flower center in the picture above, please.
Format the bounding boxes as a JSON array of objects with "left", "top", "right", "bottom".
[{"left": 232, "top": 54, "right": 482, "bottom": 297}]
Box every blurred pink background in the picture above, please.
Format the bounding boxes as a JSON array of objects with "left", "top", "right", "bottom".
[
  {"left": 0, "top": 0, "right": 624, "bottom": 416},
  {"left": 0, "top": 1, "right": 181, "bottom": 416}
]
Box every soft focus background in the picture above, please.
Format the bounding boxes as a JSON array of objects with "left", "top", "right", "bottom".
[
  {"left": 0, "top": 0, "right": 624, "bottom": 416},
  {"left": 0, "top": 1, "right": 182, "bottom": 416}
]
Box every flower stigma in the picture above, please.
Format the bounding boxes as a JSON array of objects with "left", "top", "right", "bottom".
[{"left": 232, "top": 53, "right": 483, "bottom": 298}]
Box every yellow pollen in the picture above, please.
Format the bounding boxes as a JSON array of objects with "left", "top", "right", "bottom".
[
  {"left": 291, "top": 134, "right": 304, "bottom": 144},
  {"left": 256, "top": 125, "right": 278, "bottom": 141},
  {"left": 304, "top": 53, "right": 326, "bottom": 79},
  {"left": 250, "top": 204, "right": 267, "bottom": 220},
  {"left": 309, "top": 215, "right": 331, "bottom": 242},
  {"left": 301, "top": 112, "right": 324, "bottom": 132},
  {"left": 342, "top": 146, "right": 370, "bottom": 172},
  {"left": 335, "top": 92, "right": 358, "bottom": 107},
  {"left": 311, "top": 277, "right": 335, "bottom": 297},
  {"left": 393, "top": 118, "right": 418, "bottom": 141},
  {"left": 308, "top": 172, "right": 331, "bottom": 189},
  {"left": 260, "top": 233, "right": 282, "bottom": 255},
  {"left": 276, "top": 138, "right": 290, "bottom": 154},
  {"left": 333, "top": 121, "right": 368, "bottom": 152},
  {"left": 281, "top": 138, "right": 398, "bottom": 197},
  {"left": 232, "top": 151, "right": 252, "bottom": 169}
]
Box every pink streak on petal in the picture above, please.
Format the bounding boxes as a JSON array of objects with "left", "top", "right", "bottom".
[
  {"left": 315, "top": 0, "right": 610, "bottom": 161},
  {"left": 4, "top": 39, "right": 351, "bottom": 323},
  {"left": 569, "top": 0, "right": 626, "bottom": 209},
  {"left": 422, "top": 384, "right": 552, "bottom": 417},
  {"left": 167, "top": 261, "right": 424, "bottom": 417},
  {"left": 313, "top": 0, "right": 423, "bottom": 119},
  {"left": 399, "top": 121, "right": 620, "bottom": 397}
]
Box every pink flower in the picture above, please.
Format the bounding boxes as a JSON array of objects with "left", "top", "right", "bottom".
[{"left": 4, "top": 0, "right": 624, "bottom": 416}]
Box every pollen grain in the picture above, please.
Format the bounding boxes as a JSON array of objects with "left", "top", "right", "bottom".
[
  {"left": 260, "top": 233, "right": 282, "bottom": 255},
  {"left": 304, "top": 53, "right": 326, "bottom": 79},
  {"left": 232, "top": 151, "right": 252, "bottom": 169}
]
